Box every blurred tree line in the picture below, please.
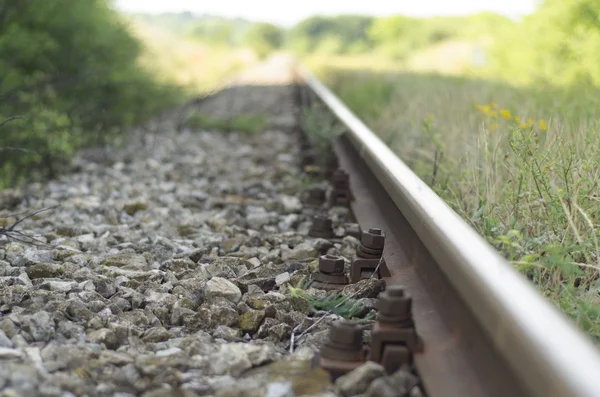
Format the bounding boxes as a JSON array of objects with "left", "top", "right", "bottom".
[
  {"left": 153, "top": 0, "right": 600, "bottom": 89},
  {"left": 487, "top": 0, "right": 600, "bottom": 86},
  {"left": 165, "top": 12, "right": 513, "bottom": 60},
  {"left": 0, "top": 0, "right": 180, "bottom": 188}
]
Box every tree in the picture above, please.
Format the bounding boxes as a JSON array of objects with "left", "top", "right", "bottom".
[
  {"left": 243, "top": 22, "right": 284, "bottom": 58},
  {"left": 0, "top": 0, "right": 179, "bottom": 188},
  {"left": 487, "top": 0, "right": 600, "bottom": 86}
]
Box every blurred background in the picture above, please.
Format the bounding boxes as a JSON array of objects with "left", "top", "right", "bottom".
[{"left": 3, "top": 0, "right": 600, "bottom": 342}]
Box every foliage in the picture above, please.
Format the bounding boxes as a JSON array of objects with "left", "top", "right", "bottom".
[
  {"left": 300, "top": 101, "right": 345, "bottom": 161},
  {"left": 0, "top": 0, "right": 180, "bottom": 188},
  {"left": 287, "top": 15, "right": 375, "bottom": 54},
  {"left": 288, "top": 276, "right": 370, "bottom": 320},
  {"left": 243, "top": 22, "right": 284, "bottom": 59},
  {"left": 188, "top": 15, "right": 252, "bottom": 47},
  {"left": 131, "top": 11, "right": 199, "bottom": 33},
  {"left": 186, "top": 111, "right": 266, "bottom": 134},
  {"left": 487, "top": 0, "right": 600, "bottom": 86},
  {"left": 322, "top": 67, "right": 600, "bottom": 343}
]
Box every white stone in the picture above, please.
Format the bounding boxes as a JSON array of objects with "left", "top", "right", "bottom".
[
  {"left": 275, "top": 272, "right": 291, "bottom": 286},
  {"left": 266, "top": 382, "right": 295, "bottom": 397},
  {"left": 206, "top": 277, "right": 242, "bottom": 303},
  {"left": 280, "top": 195, "right": 302, "bottom": 213},
  {"left": 0, "top": 347, "right": 24, "bottom": 360}
]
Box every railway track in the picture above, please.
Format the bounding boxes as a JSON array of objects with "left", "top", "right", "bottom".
[
  {"left": 2, "top": 56, "right": 600, "bottom": 396},
  {"left": 295, "top": 66, "right": 600, "bottom": 396}
]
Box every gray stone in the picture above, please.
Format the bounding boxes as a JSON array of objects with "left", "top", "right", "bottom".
[
  {"left": 282, "top": 242, "right": 317, "bottom": 261},
  {"left": 0, "top": 329, "right": 13, "bottom": 348},
  {"left": 342, "top": 278, "right": 386, "bottom": 299},
  {"left": 0, "top": 347, "right": 24, "bottom": 360},
  {"left": 279, "top": 195, "right": 302, "bottom": 214},
  {"left": 335, "top": 361, "right": 385, "bottom": 396},
  {"left": 206, "top": 277, "right": 242, "bottom": 303},
  {"left": 25, "top": 263, "right": 63, "bottom": 279},
  {"left": 265, "top": 381, "right": 295, "bottom": 397},
  {"left": 275, "top": 272, "right": 291, "bottom": 286},
  {"left": 141, "top": 388, "right": 198, "bottom": 397},
  {"left": 101, "top": 253, "right": 148, "bottom": 270},
  {"left": 238, "top": 310, "right": 266, "bottom": 334},
  {"left": 142, "top": 327, "right": 172, "bottom": 343},
  {"left": 87, "top": 328, "right": 119, "bottom": 350},
  {"left": 22, "top": 311, "right": 55, "bottom": 342},
  {"left": 364, "top": 369, "right": 420, "bottom": 397}
]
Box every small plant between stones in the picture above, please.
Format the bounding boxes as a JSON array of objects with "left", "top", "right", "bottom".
[
  {"left": 300, "top": 102, "right": 345, "bottom": 161},
  {"left": 288, "top": 276, "right": 371, "bottom": 320}
]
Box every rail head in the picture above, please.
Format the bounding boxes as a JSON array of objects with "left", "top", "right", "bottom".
[{"left": 298, "top": 66, "right": 600, "bottom": 397}]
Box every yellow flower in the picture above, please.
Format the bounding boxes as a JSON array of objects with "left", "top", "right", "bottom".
[
  {"left": 514, "top": 116, "right": 521, "bottom": 124},
  {"left": 500, "top": 109, "right": 512, "bottom": 120},
  {"left": 520, "top": 123, "right": 528, "bottom": 129},
  {"left": 539, "top": 120, "right": 548, "bottom": 131},
  {"left": 488, "top": 111, "right": 498, "bottom": 118},
  {"left": 527, "top": 118, "right": 535, "bottom": 126},
  {"left": 481, "top": 105, "right": 491, "bottom": 114}
]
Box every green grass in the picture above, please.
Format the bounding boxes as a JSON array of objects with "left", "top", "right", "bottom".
[
  {"left": 319, "top": 67, "right": 600, "bottom": 344},
  {"left": 288, "top": 276, "right": 373, "bottom": 321},
  {"left": 186, "top": 111, "right": 267, "bottom": 134}
]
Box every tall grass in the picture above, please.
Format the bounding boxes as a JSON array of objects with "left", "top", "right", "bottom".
[{"left": 321, "top": 68, "right": 600, "bottom": 343}]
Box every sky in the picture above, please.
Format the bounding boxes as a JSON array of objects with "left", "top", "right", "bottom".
[{"left": 114, "top": 0, "right": 540, "bottom": 26}]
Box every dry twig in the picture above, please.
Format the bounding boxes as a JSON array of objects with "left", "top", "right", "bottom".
[{"left": 0, "top": 205, "right": 60, "bottom": 246}]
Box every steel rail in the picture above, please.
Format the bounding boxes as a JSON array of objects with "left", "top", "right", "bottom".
[{"left": 297, "top": 66, "right": 600, "bottom": 397}]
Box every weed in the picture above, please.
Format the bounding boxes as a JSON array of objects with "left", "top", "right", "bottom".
[
  {"left": 321, "top": 68, "right": 600, "bottom": 343},
  {"left": 300, "top": 102, "right": 345, "bottom": 165},
  {"left": 186, "top": 111, "right": 266, "bottom": 134},
  {"left": 288, "top": 276, "right": 370, "bottom": 320}
]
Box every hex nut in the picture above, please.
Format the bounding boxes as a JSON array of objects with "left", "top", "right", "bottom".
[
  {"left": 332, "top": 170, "right": 349, "bottom": 185},
  {"left": 386, "top": 285, "right": 405, "bottom": 297},
  {"left": 319, "top": 254, "right": 345, "bottom": 274},
  {"left": 361, "top": 228, "right": 385, "bottom": 249},
  {"left": 309, "top": 188, "right": 326, "bottom": 200},
  {"left": 313, "top": 214, "right": 333, "bottom": 230},
  {"left": 329, "top": 320, "right": 363, "bottom": 347},
  {"left": 377, "top": 294, "right": 412, "bottom": 321}
]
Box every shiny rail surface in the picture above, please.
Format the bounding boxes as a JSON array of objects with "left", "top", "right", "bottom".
[{"left": 296, "top": 66, "right": 600, "bottom": 397}]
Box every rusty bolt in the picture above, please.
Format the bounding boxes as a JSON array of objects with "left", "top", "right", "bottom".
[
  {"left": 332, "top": 169, "right": 349, "bottom": 186},
  {"left": 328, "top": 320, "right": 363, "bottom": 348},
  {"left": 313, "top": 214, "right": 332, "bottom": 231},
  {"left": 319, "top": 254, "right": 345, "bottom": 274},
  {"left": 377, "top": 286, "right": 412, "bottom": 323},
  {"left": 361, "top": 228, "right": 385, "bottom": 250},
  {"left": 318, "top": 320, "right": 367, "bottom": 379},
  {"left": 326, "top": 155, "right": 339, "bottom": 169},
  {"left": 309, "top": 187, "right": 326, "bottom": 201}
]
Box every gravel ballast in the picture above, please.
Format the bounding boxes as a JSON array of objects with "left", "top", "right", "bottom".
[{"left": 0, "top": 83, "right": 396, "bottom": 397}]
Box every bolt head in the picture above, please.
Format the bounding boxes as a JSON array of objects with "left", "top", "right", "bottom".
[
  {"left": 377, "top": 290, "right": 412, "bottom": 320},
  {"left": 329, "top": 320, "right": 363, "bottom": 347},
  {"left": 319, "top": 254, "right": 345, "bottom": 274},
  {"left": 313, "top": 214, "right": 333, "bottom": 230},
  {"left": 332, "top": 170, "right": 349, "bottom": 183},
  {"left": 361, "top": 228, "right": 385, "bottom": 250},
  {"left": 309, "top": 188, "right": 326, "bottom": 199},
  {"left": 386, "top": 285, "right": 405, "bottom": 297}
]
